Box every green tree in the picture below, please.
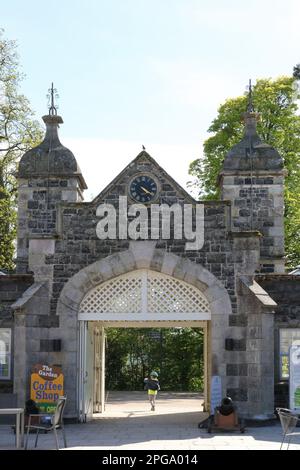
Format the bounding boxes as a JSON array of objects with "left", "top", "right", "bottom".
[
  {"left": 162, "top": 328, "right": 204, "bottom": 391},
  {"left": 189, "top": 77, "right": 300, "bottom": 267},
  {"left": 0, "top": 29, "right": 43, "bottom": 270},
  {"left": 105, "top": 328, "right": 204, "bottom": 391}
]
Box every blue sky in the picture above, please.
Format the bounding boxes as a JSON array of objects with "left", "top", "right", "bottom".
[{"left": 2, "top": 0, "right": 300, "bottom": 198}]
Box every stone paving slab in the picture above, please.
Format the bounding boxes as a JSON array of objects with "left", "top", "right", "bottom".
[{"left": 0, "top": 392, "right": 299, "bottom": 450}]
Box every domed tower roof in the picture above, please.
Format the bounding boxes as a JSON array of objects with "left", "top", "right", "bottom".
[
  {"left": 222, "top": 110, "right": 284, "bottom": 172},
  {"left": 220, "top": 80, "right": 284, "bottom": 173},
  {"left": 18, "top": 113, "right": 87, "bottom": 190}
]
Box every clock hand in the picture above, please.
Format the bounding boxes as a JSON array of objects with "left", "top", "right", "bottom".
[{"left": 141, "top": 185, "right": 154, "bottom": 196}]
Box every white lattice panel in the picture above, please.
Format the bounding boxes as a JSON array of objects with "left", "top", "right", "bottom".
[
  {"left": 79, "top": 269, "right": 210, "bottom": 320},
  {"left": 147, "top": 272, "right": 209, "bottom": 313},
  {"left": 80, "top": 274, "right": 142, "bottom": 314}
]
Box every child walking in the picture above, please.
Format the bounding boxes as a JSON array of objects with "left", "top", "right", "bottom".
[{"left": 144, "top": 371, "right": 160, "bottom": 411}]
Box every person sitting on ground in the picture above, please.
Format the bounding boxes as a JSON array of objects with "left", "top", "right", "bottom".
[
  {"left": 217, "top": 396, "right": 235, "bottom": 416},
  {"left": 144, "top": 371, "right": 160, "bottom": 411}
]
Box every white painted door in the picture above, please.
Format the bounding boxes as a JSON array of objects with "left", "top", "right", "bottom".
[
  {"left": 94, "top": 326, "right": 106, "bottom": 413},
  {"left": 78, "top": 321, "right": 94, "bottom": 422}
]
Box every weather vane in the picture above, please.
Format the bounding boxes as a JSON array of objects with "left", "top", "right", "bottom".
[
  {"left": 247, "top": 79, "right": 254, "bottom": 113},
  {"left": 47, "top": 83, "right": 59, "bottom": 116}
]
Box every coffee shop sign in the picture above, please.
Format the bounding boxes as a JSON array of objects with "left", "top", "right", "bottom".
[{"left": 30, "top": 364, "right": 64, "bottom": 413}]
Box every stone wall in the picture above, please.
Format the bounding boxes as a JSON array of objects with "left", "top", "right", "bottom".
[
  {"left": 221, "top": 173, "right": 285, "bottom": 273},
  {"left": 16, "top": 176, "right": 81, "bottom": 273},
  {"left": 229, "top": 276, "right": 275, "bottom": 418},
  {"left": 0, "top": 274, "right": 33, "bottom": 392}
]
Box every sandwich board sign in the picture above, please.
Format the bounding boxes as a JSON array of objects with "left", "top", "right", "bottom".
[
  {"left": 289, "top": 345, "right": 300, "bottom": 411},
  {"left": 30, "top": 364, "right": 64, "bottom": 413},
  {"left": 210, "top": 375, "right": 222, "bottom": 414}
]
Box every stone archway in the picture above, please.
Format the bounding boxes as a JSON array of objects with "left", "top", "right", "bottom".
[{"left": 57, "top": 241, "right": 232, "bottom": 418}]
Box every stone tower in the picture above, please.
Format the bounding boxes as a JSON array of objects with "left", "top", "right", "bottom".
[
  {"left": 16, "top": 111, "right": 87, "bottom": 274},
  {"left": 218, "top": 107, "right": 286, "bottom": 273}
]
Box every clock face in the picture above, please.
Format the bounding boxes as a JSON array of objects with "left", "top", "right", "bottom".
[{"left": 129, "top": 175, "right": 158, "bottom": 203}]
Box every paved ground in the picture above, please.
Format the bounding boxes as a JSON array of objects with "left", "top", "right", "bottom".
[{"left": 0, "top": 391, "right": 299, "bottom": 450}]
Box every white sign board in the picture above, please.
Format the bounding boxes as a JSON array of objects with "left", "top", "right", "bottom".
[
  {"left": 210, "top": 375, "right": 222, "bottom": 414},
  {"left": 289, "top": 345, "right": 300, "bottom": 411}
]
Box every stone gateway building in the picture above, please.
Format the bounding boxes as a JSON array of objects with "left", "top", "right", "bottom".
[{"left": 0, "top": 102, "right": 300, "bottom": 421}]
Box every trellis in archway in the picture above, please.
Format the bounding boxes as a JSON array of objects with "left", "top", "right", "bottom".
[{"left": 79, "top": 269, "right": 211, "bottom": 321}]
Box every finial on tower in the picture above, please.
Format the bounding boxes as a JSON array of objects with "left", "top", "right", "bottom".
[
  {"left": 243, "top": 79, "right": 259, "bottom": 136},
  {"left": 47, "top": 83, "right": 59, "bottom": 116},
  {"left": 247, "top": 79, "right": 254, "bottom": 113}
]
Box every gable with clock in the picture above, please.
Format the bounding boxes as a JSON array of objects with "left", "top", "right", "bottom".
[{"left": 92, "top": 149, "right": 195, "bottom": 208}]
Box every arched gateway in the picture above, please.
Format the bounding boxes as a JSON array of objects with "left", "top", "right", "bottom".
[
  {"left": 57, "top": 242, "right": 231, "bottom": 420},
  {"left": 10, "top": 106, "right": 281, "bottom": 423}
]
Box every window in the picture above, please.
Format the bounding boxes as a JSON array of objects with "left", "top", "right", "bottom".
[
  {"left": 279, "top": 329, "right": 300, "bottom": 380},
  {"left": 0, "top": 329, "right": 11, "bottom": 380}
]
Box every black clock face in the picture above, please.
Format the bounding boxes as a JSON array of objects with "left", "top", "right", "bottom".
[{"left": 129, "top": 175, "right": 158, "bottom": 203}]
